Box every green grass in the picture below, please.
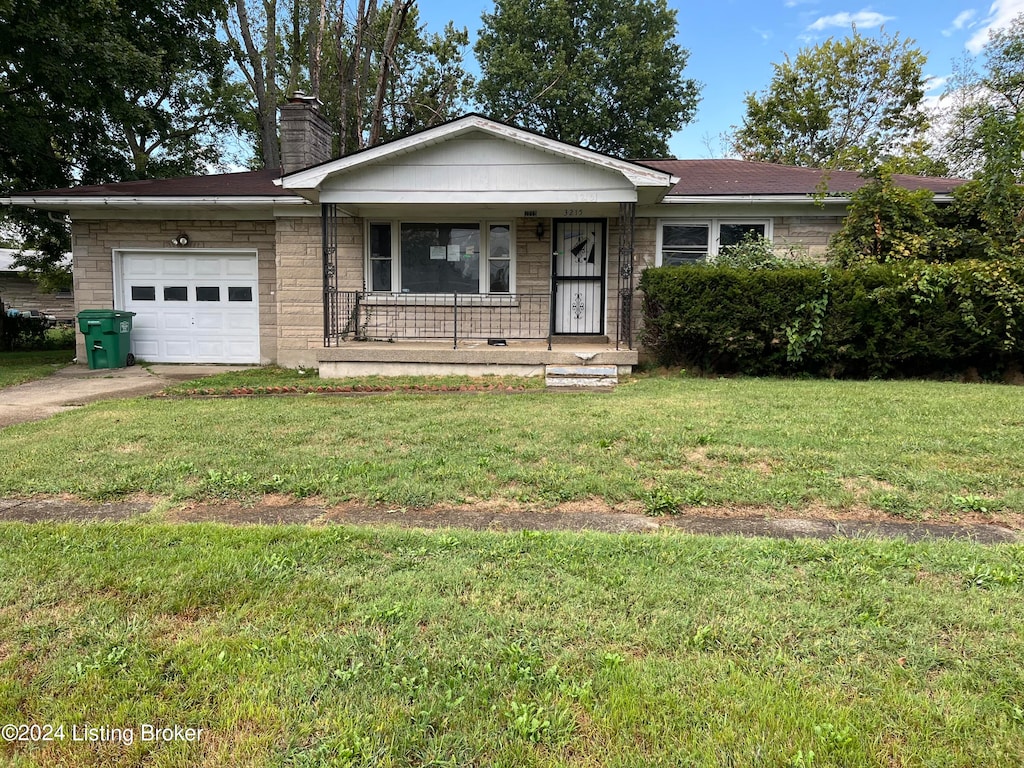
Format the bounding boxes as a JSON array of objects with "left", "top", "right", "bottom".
[
  {"left": 158, "top": 366, "right": 544, "bottom": 396},
  {"left": 0, "top": 349, "right": 74, "bottom": 389},
  {"left": 0, "top": 376, "right": 1022, "bottom": 517},
  {"left": 0, "top": 523, "right": 1021, "bottom": 767}
]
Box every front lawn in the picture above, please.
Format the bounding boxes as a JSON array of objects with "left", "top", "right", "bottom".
[
  {"left": 0, "top": 349, "right": 73, "bottom": 390},
  {"left": 0, "top": 376, "right": 1021, "bottom": 518},
  {"left": 0, "top": 523, "right": 1021, "bottom": 767}
]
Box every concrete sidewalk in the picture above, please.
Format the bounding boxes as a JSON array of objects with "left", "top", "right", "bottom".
[{"left": 0, "top": 363, "right": 253, "bottom": 428}]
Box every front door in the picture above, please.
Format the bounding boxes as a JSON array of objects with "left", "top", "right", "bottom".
[{"left": 552, "top": 220, "right": 605, "bottom": 334}]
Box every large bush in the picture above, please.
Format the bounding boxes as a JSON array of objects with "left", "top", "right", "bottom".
[
  {"left": 640, "top": 260, "right": 1024, "bottom": 377},
  {"left": 0, "top": 314, "right": 74, "bottom": 352}
]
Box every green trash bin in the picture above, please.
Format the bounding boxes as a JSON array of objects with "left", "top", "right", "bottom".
[{"left": 77, "top": 309, "right": 136, "bottom": 370}]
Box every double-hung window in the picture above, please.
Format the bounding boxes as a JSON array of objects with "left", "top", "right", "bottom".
[
  {"left": 368, "top": 221, "right": 514, "bottom": 294},
  {"left": 657, "top": 219, "right": 772, "bottom": 265}
]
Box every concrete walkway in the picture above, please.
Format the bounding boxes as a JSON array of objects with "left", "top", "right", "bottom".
[{"left": 0, "top": 363, "right": 252, "bottom": 428}]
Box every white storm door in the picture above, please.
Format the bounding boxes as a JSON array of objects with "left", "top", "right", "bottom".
[{"left": 552, "top": 220, "right": 605, "bottom": 334}]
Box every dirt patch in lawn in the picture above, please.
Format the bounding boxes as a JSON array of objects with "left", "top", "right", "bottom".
[{"left": 2, "top": 493, "right": 1019, "bottom": 543}]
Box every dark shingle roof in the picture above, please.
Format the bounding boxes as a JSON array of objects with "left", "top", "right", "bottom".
[
  {"left": 25, "top": 169, "right": 296, "bottom": 197},
  {"left": 639, "top": 159, "right": 967, "bottom": 197},
  {"left": 21, "top": 159, "right": 968, "bottom": 201}
]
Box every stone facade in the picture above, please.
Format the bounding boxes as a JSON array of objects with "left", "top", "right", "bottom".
[
  {"left": 275, "top": 214, "right": 362, "bottom": 368},
  {"left": 280, "top": 98, "right": 333, "bottom": 175},
  {"left": 772, "top": 215, "right": 844, "bottom": 261},
  {"left": 71, "top": 217, "right": 277, "bottom": 363},
  {"left": 65, "top": 209, "right": 848, "bottom": 368}
]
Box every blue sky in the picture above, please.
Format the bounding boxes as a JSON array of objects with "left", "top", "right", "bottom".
[{"left": 416, "top": 0, "right": 1024, "bottom": 158}]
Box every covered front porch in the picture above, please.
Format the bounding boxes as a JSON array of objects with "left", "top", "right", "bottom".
[{"left": 276, "top": 114, "right": 677, "bottom": 378}]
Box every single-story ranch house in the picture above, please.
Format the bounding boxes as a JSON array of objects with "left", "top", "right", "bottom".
[{"left": 5, "top": 98, "right": 965, "bottom": 378}]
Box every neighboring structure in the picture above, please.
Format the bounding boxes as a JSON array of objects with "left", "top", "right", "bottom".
[
  {"left": 3, "top": 105, "right": 966, "bottom": 375},
  {"left": 0, "top": 249, "right": 74, "bottom": 321}
]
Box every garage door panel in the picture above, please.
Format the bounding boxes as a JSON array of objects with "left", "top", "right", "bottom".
[
  {"left": 225, "top": 313, "right": 257, "bottom": 331},
  {"left": 163, "top": 339, "right": 194, "bottom": 358},
  {"left": 119, "top": 252, "right": 260, "bottom": 364},
  {"left": 132, "top": 339, "right": 160, "bottom": 358},
  {"left": 123, "top": 259, "right": 158, "bottom": 278},
  {"left": 160, "top": 311, "right": 193, "bottom": 331},
  {"left": 194, "top": 260, "right": 223, "bottom": 277},
  {"left": 162, "top": 259, "right": 191, "bottom": 276},
  {"left": 195, "top": 339, "right": 225, "bottom": 357},
  {"left": 226, "top": 259, "right": 258, "bottom": 277},
  {"left": 193, "top": 311, "right": 226, "bottom": 330}
]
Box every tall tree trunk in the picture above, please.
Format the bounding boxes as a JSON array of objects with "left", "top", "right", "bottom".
[
  {"left": 352, "top": 0, "right": 375, "bottom": 151},
  {"left": 287, "top": 0, "right": 302, "bottom": 96},
  {"left": 309, "top": 0, "right": 329, "bottom": 98},
  {"left": 369, "top": 0, "right": 413, "bottom": 145},
  {"left": 228, "top": 0, "right": 280, "bottom": 169}
]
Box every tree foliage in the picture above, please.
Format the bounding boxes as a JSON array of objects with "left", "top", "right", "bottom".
[
  {"left": 1, "top": 0, "right": 248, "bottom": 265},
  {"left": 731, "top": 29, "right": 931, "bottom": 171},
  {"left": 226, "top": 0, "right": 475, "bottom": 163},
  {"left": 943, "top": 14, "right": 1024, "bottom": 180},
  {"left": 829, "top": 171, "right": 1024, "bottom": 267},
  {"left": 474, "top": 0, "right": 700, "bottom": 158}
]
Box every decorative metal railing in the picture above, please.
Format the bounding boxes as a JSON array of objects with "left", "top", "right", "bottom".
[
  {"left": 325, "top": 291, "right": 553, "bottom": 349},
  {"left": 617, "top": 201, "right": 636, "bottom": 350}
]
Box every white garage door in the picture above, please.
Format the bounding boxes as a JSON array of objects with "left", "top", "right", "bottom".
[{"left": 120, "top": 252, "right": 260, "bottom": 364}]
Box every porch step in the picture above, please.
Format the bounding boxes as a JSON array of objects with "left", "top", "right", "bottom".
[
  {"left": 545, "top": 364, "right": 618, "bottom": 389},
  {"left": 551, "top": 335, "right": 610, "bottom": 344}
]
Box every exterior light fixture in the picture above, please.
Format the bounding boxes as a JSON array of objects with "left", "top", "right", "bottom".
[
  {"left": 173, "top": 233, "right": 190, "bottom": 247},
  {"left": 536, "top": 221, "right": 545, "bottom": 241}
]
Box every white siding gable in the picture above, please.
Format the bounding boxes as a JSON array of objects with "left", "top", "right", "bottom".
[{"left": 319, "top": 133, "right": 639, "bottom": 205}]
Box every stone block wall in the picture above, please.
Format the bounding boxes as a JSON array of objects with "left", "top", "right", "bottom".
[
  {"left": 277, "top": 214, "right": 362, "bottom": 367},
  {"left": 773, "top": 215, "right": 844, "bottom": 261},
  {"left": 71, "top": 217, "right": 276, "bottom": 363}
]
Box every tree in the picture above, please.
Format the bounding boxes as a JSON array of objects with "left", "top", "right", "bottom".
[
  {"left": 227, "top": 0, "right": 474, "bottom": 161},
  {"left": 1, "top": 0, "right": 248, "bottom": 266},
  {"left": 226, "top": 0, "right": 284, "bottom": 170},
  {"left": 942, "top": 14, "right": 1024, "bottom": 181},
  {"left": 731, "top": 29, "right": 931, "bottom": 171},
  {"left": 474, "top": 0, "right": 699, "bottom": 158},
  {"left": 375, "top": 21, "right": 475, "bottom": 144}
]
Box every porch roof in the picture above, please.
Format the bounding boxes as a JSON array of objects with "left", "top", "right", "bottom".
[{"left": 279, "top": 114, "right": 678, "bottom": 208}]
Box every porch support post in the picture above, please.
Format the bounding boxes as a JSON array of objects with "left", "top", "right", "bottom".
[
  {"left": 322, "top": 203, "right": 339, "bottom": 347},
  {"left": 453, "top": 292, "right": 459, "bottom": 350},
  {"left": 617, "top": 202, "right": 636, "bottom": 350}
]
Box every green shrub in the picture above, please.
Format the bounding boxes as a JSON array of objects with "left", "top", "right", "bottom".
[
  {"left": 640, "top": 260, "right": 1024, "bottom": 377},
  {"left": 1, "top": 314, "right": 47, "bottom": 351},
  {"left": 0, "top": 316, "right": 75, "bottom": 352},
  {"left": 714, "top": 233, "right": 813, "bottom": 270}
]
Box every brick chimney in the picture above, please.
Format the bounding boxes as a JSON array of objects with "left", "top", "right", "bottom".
[{"left": 279, "top": 93, "right": 332, "bottom": 174}]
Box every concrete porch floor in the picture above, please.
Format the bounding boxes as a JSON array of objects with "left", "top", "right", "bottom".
[{"left": 317, "top": 340, "right": 639, "bottom": 378}]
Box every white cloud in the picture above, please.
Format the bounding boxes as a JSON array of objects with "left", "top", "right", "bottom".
[
  {"left": 807, "top": 10, "right": 895, "bottom": 32},
  {"left": 943, "top": 9, "right": 978, "bottom": 36},
  {"left": 966, "top": 0, "right": 1024, "bottom": 52},
  {"left": 923, "top": 74, "right": 951, "bottom": 93}
]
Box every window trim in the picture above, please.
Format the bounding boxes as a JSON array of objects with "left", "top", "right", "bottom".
[
  {"left": 365, "top": 219, "right": 516, "bottom": 295},
  {"left": 656, "top": 218, "right": 773, "bottom": 266}
]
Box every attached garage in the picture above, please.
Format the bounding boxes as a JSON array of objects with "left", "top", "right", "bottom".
[{"left": 116, "top": 250, "right": 261, "bottom": 364}]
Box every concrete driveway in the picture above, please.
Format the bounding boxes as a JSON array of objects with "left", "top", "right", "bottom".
[{"left": 0, "top": 363, "right": 250, "bottom": 428}]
